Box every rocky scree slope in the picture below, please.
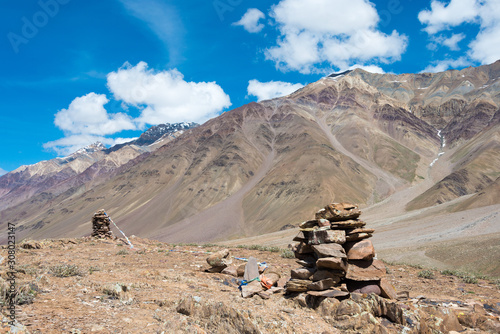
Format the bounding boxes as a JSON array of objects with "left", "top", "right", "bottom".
[{"left": 1, "top": 62, "right": 499, "bottom": 244}]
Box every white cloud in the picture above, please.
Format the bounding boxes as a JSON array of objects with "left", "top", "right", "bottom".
[
  {"left": 107, "top": 61, "right": 231, "bottom": 126},
  {"left": 419, "top": 0, "right": 500, "bottom": 65},
  {"left": 348, "top": 64, "right": 385, "bottom": 74},
  {"left": 46, "top": 62, "right": 231, "bottom": 156},
  {"left": 233, "top": 8, "right": 265, "bottom": 33},
  {"left": 418, "top": 0, "right": 480, "bottom": 34},
  {"left": 0, "top": 167, "right": 7, "bottom": 176},
  {"left": 47, "top": 93, "right": 137, "bottom": 155},
  {"left": 427, "top": 33, "right": 466, "bottom": 51},
  {"left": 247, "top": 79, "right": 304, "bottom": 101},
  {"left": 469, "top": 25, "right": 500, "bottom": 64},
  {"left": 442, "top": 33, "right": 466, "bottom": 50},
  {"left": 264, "top": 0, "right": 408, "bottom": 73},
  {"left": 43, "top": 135, "right": 137, "bottom": 157},
  {"left": 119, "top": 0, "right": 185, "bottom": 65},
  {"left": 421, "top": 57, "right": 470, "bottom": 73},
  {"left": 54, "top": 93, "right": 136, "bottom": 136}
]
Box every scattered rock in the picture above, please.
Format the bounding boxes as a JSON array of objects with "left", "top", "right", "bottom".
[
  {"left": 316, "top": 257, "right": 347, "bottom": 271},
  {"left": 307, "top": 289, "right": 350, "bottom": 299},
  {"left": 311, "top": 243, "right": 347, "bottom": 259},
  {"left": 312, "top": 270, "right": 343, "bottom": 283},
  {"left": 206, "top": 249, "right": 232, "bottom": 269},
  {"left": 286, "top": 279, "right": 310, "bottom": 292},
  {"left": 308, "top": 229, "right": 346, "bottom": 245},
  {"left": 241, "top": 280, "right": 263, "bottom": 298},
  {"left": 307, "top": 278, "right": 336, "bottom": 291},
  {"left": 379, "top": 278, "right": 398, "bottom": 300},
  {"left": 291, "top": 267, "right": 316, "bottom": 280},
  {"left": 316, "top": 203, "right": 361, "bottom": 221},
  {"left": 345, "top": 259, "right": 386, "bottom": 281},
  {"left": 346, "top": 280, "right": 381, "bottom": 295},
  {"left": 343, "top": 239, "right": 375, "bottom": 261},
  {"left": 221, "top": 265, "right": 239, "bottom": 277},
  {"left": 243, "top": 257, "right": 259, "bottom": 281}
]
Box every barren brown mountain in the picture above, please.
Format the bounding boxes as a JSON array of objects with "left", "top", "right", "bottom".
[{"left": 1, "top": 61, "right": 499, "bottom": 275}]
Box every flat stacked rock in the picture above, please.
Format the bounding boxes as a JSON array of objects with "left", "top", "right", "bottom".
[
  {"left": 91, "top": 209, "right": 114, "bottom": 239},
  {"left": 287, "top": 202, "right": 396, "bottom": 300}
]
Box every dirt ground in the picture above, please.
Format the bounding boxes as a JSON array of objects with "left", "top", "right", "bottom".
[{"left": 1, "top": 237, "right": 499, "bottom": 333}]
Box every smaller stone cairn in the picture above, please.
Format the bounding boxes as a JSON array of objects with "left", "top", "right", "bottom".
[
  {"left": 91, "top": 209, "right": 114, "bottom": 239},
  {"left": 287, "top": 202, "right": 397, "bottom": 300}
]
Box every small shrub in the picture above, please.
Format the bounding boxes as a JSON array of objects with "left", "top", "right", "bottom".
[
  {"left": 88, "top": 266, "right": 100, "bottom": 275},
  {"left": 15, "top": 264, "right": 38, "bottom": 276},
  {"left": 50, "top": 264, "right": 84, "bottom": 277},
  {"left": 418, "top": 270, "right": 435, "bottom": 279},
  {"left": 280, "top": 249, "right": 295, "bottom": 259},
  {"left": 441, "top": 269, "right": 459, "bottom": 276},
  {"left": 201, "top": 243, "right": 218, "bottom": 248},
  {"left": 462, "top": 275, "right": 478, "bottom": 284},
  {"left": 409, "top": 263, "right": 423, "bottom": 269},
  {"left": 0, "top": 281, "right": 38, "bottom": 305},
  {"left": 117, "top": 250, "right": 129, "bottom": 256}
]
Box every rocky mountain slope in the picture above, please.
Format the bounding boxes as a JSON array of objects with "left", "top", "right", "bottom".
[
  {"left": 0, "top": 123, "right": 198, "bottom": 212},
  {"left": 1, "top": 62, "right": 499, "bottom": 259}
]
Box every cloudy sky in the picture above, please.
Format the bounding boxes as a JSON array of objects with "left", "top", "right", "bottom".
[{"left": 1, "top": 0, "right": 499, "bottom": 174}]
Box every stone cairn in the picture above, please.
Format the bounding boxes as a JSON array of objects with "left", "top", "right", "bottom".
[
  {"left": 91, "top": 209, "right": 114, "bottom": 239},
  {"left": 286, "top": 202, "right": 397, "bottom": 299}
]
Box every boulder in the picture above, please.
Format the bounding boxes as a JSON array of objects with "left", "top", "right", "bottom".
[
  {"left": 345, "top": 259, "right": 386, "bottom": 281},
  {"left": 316, "top": 203, "right": 361, "bottom": 222},
  {"left": 330, "top": 220, "right": 366, "bottom": 229},
  {"left": 307, "top": 278, "right": 336, "bottom": 291},
  {"left": 318, "top": 219, "right": 331, "bottom": 227},
  {"left": 237, "top": 264, "right": 246, "bottom": 276},
  {"left": 308, "top": 229, "right": 346, "bottom": 245},
  {"left": 307, "top": 289, "right": 350, "bottom": 299},
  {"left": 379, "top": 278, "right": 398, "bottom": 300},
  {"left": 312, "top": 243, "right": 347, "bottom": 258},
  {"left": 243, "top": 257, "right": 260, "bottom": 281},
  {"left": 294, "top": 242, "right": 314, "bottom": 254},
  {"left": 345, "top": 233, "right": 372, "bottom": 242},
  {"left": 299, "top": 220, "right": 319, "bottom": 229},
  {"left": 286, "top": 279, "right": 310, "bottom": 292},
  {"left": 344, "top": 240, "right": 375, "bottom": 261},
  {"left": 241, "top": 280, "right": 263, "bottom": 298},
  {"left": 264, "top": 272, "right": 281, "bottom": 286},
  {"left": 296, "top": 256, "right": 317, "bottom": 268},
  {"left": 221, "top": 266, "right": 239, "bottom": 277},
  {"left": 206, "top": 249, "right": 232, "bottom": 268},
  {"left": 346, "top": 280, "right": 381, "bottom": 295},
  {"left": 345, "top": 228, "right": 375, "bottom": 235},
  {"left": 312, "top": 270, "right": 343, "bottom": 283},
  {"left": 291, "top": 267, "right": 316, "bottom": 280},
  {"left": 316, "top": 257, "right": 347, "bottom": 271}
]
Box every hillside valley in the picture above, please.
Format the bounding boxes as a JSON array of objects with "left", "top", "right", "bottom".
[{"left": 1, "top": 61, "right": 499, "bottom": 275}]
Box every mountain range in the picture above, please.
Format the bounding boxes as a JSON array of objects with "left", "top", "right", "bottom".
[{"left": 1, "top": 61, "right": 499, "bottom": 273}]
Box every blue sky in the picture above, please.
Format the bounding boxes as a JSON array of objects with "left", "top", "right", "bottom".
[{"left": 1, "top": 0, "right": 499, "bottom": 174}]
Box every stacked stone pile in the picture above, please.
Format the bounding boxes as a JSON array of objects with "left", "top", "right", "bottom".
[
  {"left": 91, "top": 209, "right": 114, "bottom": 239},
  {"left": 287, "top": 202, "right": 397, "bottom": 299}
]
